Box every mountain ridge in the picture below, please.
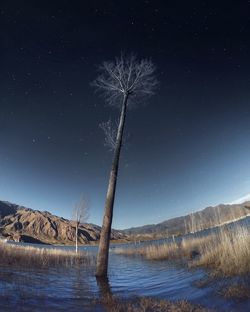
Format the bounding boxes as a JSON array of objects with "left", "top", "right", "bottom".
[{"left": 123, "top": 201, "right": 250, "bottom": 237}]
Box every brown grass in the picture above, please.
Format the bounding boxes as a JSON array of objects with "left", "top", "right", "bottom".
[
  {"left": 190, "top": 227, "right": 250, "bottom": 276},
  {"left": 115, "top": 242, "right": 180, "bottom": 260},
  {"left": 116, "top": 226, "right": 250, "bottom": 277},
  {"left": 0, "top": 241, "right": 93, "bottom": 267},
  {"left": 100, "top": 296, "right": 209, "bottom": 312},
  {"left": 220, "top": 284, "right": 250, "bottom": 300},
  {"left": 115, "top": 235, "right": 215, "bottom": 262}
]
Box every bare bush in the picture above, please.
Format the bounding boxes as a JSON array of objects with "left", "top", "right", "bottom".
[{"left": 72, "top": 196, "right": 89, "bottom": 253}]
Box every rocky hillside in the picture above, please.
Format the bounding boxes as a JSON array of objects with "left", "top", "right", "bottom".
[
  {"left": 123, "top": 202, "right": 250, "bottom": 237},
  {"left": 0, "top": 200, "right": 126, "bottom": 244}
]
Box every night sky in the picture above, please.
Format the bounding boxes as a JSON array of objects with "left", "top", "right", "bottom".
[{"left": 1, "top": 0, "right": 250, "bottom": 229}]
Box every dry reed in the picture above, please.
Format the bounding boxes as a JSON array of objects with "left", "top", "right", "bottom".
[
  {"left": 116, "top": 226, "right": 250, "bottom": 277},
  {"left": 190, "top": 227, "right": 250, "bottom": 276},
  {"left": 115, "top": 243, "right": 180, "bottom": 260},
  {"left": 0, "top": 241, "right": 92, "bottom": 267}
]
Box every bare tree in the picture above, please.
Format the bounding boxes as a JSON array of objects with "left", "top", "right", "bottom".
[
  {"left": 72, "top": 196, "right": 89, "bottom": 253},
  {"left": 92, "top": 53, "right": 158, "bottom": 278},
  {"left": 99, "top": 119, "right": 117, "bottom": 151}
]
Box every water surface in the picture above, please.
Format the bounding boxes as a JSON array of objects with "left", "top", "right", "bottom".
[{"left": 1, "top": 217, "right": 250, "bottom": 311}]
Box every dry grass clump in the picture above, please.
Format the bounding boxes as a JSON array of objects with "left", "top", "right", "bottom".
[
  {"left": 115, "top": 243, "right": 180, "bottom": 261},
  {"left": 191, "top": 227, "right": 250, "bottom": 276},
  {"left": 115, "top": 235, "right": 215, "bottom": 261},
  {"left": 144, "top": 243, "right": 180, "bottom": 260},
  {"left": 116, "top": 226, "right": 250, "bottom": 277},
  {"left": 180, "top": 235, "right": 216, "bottom": 259},
  {"left": 0, "top": 241, "right": 92, "bottom": 267},
  {"left": 100, "top": 296, "right": 209, "bottom": 312}
]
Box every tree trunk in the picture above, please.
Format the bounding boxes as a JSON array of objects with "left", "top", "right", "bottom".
[
  {"left": 96, "top": 93, "right": 128, "bottom": 278},
  {"left": 76, "top": 222, "right": 78, "bottom": 253}
]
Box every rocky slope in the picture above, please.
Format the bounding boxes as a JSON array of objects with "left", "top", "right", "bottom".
[
  {"left": 0, "top": 200, "right": 125, "bottom": 244},
  {"left": 123, "top": 202, "right": 250, "bottom": 237}
]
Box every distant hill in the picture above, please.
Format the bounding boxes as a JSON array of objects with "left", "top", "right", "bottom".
[
  {"left": 0, "top": 200, "right": 125, "bottom": 244},
  {"left": 1, "top": 199, "right": 249, "bottom": 244},
  {"left": 123, "top": 202, "right": 250, "bottom": 237}
]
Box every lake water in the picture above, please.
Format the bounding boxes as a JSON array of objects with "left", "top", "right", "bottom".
[{"left": 0, "top": 217, "right": 250, "bottom": 311}]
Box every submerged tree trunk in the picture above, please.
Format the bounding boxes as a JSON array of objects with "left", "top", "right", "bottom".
[{"left": 96, "top": 94, "right": 128, "bottom": 278}]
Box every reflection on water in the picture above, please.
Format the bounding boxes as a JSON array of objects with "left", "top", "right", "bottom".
[{"left": 0, "top": 217, "right": 250, "bottom": 311}]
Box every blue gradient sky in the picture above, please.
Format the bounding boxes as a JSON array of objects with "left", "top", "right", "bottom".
[{"left": 1, "top": 1, "right": 250, "bottom": 229}]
